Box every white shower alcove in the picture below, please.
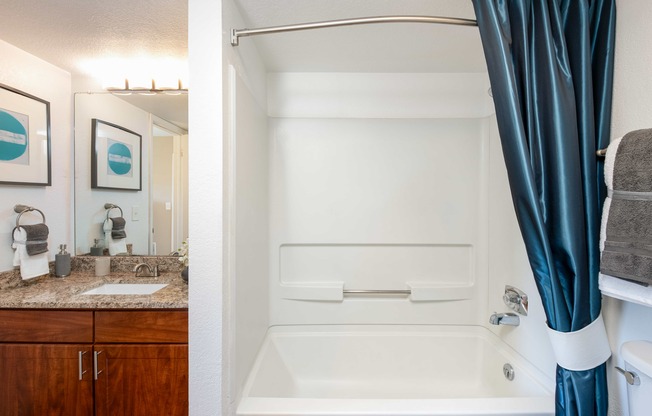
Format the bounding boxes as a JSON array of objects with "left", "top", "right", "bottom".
[{"left": 223, "top": 1, "right": 557, "bottom": 415}]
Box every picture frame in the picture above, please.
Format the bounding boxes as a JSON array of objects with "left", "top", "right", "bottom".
[
  {"left": 0, "top": 84, "right": 51, "bottom": 186},
  {"left": 91, "top": 118, "right": 142, "bottom": 191}
]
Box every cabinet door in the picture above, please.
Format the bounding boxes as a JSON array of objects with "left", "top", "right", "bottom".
[
  {"left": 94, "top": 344, "right": 188, "bottom": 416},
  {"left": 0, "top": 344, "right": 93, "bottom": 416}
]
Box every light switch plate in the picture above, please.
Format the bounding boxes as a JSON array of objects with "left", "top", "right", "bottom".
[{"left": 132, "top": 205, "right": 140, "bottom": 221}]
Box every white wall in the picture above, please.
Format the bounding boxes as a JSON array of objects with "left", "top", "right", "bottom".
[
  {"left": 230, "top": 69, "right": 269, "bottom": 408},
  {"left": 74, "top": 93, "right": 151, "bottom": 255},
  {"left": 605, "top": 1, "right": 652, "bottom": 415},
  {"left": 222, "top": 0, "right": 271, "bottom": 413},
  {"left": 0, "top": 39, "right": 72, "bottom": 271},
  {"left": 267, "top": 72, "right": 493, "bottom": 119},
  {"left": 266, "top": 73, "right": 492, "bottom": 328},
  {"left": 188, "top": 0, "right": 224, "bottom": 415},
  {"left": 268, "top": 115, "right": 488, "bottom": 326}
]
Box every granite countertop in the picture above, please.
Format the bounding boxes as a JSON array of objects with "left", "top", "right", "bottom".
[{"left": 0, "top": 272, "right": 188, "bottom": 309}]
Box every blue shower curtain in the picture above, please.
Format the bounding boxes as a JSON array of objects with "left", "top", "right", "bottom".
[{"left": 471, "top": 1, "right": 616, "bottom": 415}]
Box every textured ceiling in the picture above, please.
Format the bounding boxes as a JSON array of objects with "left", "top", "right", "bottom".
[
  {"left": 0, "top": 0, "right": 187, "bottom": 77},
  {"left": 0, "top": 0, "right": 188, "bottom": 129},
  {"left": 233, "top": 0, "right": 486, "bottom": 73}
]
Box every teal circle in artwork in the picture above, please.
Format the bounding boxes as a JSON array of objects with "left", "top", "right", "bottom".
[
  {"left": 107, "top": 142, "right": 132, "bottom": 175},
  {"left": 0, "top": 110, "right": 28, "bottom": 161}
]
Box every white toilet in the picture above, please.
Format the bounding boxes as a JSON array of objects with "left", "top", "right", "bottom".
[{"left": 621, "top": 341, "right": 652, "bottom": 415}]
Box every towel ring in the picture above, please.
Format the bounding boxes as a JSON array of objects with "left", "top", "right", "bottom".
[
  {"left": 14, "top": 205, "right": 46, "bottom": 228},
  {"left": 104, "top": 203, "right": 123, "bottom": 221}
]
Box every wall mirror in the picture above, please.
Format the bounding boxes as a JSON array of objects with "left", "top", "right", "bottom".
[{"left": 74, "top": 91, "right": 188, "bottom": 256}]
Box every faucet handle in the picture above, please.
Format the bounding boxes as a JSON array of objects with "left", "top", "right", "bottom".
[
  {"left": 132, "top": 262, "right": 160, "bottom": 277},
  {"left": 503, "top": 285, "right": 528, "bottom": 316}
]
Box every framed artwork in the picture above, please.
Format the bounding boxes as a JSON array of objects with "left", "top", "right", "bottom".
[
  {"left": 0, "top": 84, "right": 51, "bottom": 186},
  {"left": 91, "top": 118, "right": 142, "bottom": 191}
]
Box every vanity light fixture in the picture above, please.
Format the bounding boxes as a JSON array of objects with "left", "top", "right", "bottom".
[{"left": 105, "top": 78, "right": 188, "bottom": 96}]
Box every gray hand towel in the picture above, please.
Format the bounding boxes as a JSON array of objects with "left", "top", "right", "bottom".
[
  {"left": 601, "top": 129, "right": 652, "bottom": 286},
  {"left": 110, "top": 217, "right": 127, "bottom": 240},
  {"left": 20, "top": 223, "right": 49, "bottom": 256}
]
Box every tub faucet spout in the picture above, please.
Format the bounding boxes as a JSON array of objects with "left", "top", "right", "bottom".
[{"left": 489, "top": 312, "right": 520, "bottom": 326}]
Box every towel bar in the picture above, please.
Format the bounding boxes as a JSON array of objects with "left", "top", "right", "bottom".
[
  {"left": 596, "top": 148, "right": 607, "bottom": 157},
  {"left": 13, "top": 204, "right": 46, "bottom": 227}
]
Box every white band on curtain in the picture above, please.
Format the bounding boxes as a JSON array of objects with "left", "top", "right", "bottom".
[{"left": 546, "top": 313, "right": 611, "bottom": 371}]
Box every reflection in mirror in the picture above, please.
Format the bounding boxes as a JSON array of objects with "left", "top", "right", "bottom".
[
  {"left": 74, "top": 92, "right": 188, "bottom": 256},
  {"left": 151, "top": 124, "right": 189, "bottom": 255}
]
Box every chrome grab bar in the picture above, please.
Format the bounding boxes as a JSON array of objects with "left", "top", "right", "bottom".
[{"left": 343, "top": 289, "right": 411, "bottom": 296}]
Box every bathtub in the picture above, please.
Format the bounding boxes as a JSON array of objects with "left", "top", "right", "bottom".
[{"left": 237, "top": 325, "right": 554, "bottom": 416}]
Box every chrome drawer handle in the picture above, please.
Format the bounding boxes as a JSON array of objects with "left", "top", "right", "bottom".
[
  {"left": 94, "top": 351, "right": 104, "bottom": 380},
  {"left": 78, "top": 351, "right": 88, "bottom": 381}
]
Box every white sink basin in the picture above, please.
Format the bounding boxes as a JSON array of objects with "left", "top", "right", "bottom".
[{"left": 81, "top": 283, "right": 168, "bottom": 295}]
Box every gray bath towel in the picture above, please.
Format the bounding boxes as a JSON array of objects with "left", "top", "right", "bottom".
[
  {"left": 110, "top": 217, "right": 127, "bottom": 240},
  {"left": 601, "top": 129, "right": 652, "bottom": 285},
  {"left": 20, "top": 223, "right": 49, "bottom": 256}
]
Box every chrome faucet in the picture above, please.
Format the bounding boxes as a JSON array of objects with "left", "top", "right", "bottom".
[
  {"left": 133, "top": 263, "right": 159, "bottom": 277},
  {"left": 489, "top": 312, "right": 520, "bottom": 326}
]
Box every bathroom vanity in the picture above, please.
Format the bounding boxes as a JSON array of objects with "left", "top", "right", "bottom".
[{"left": 0, "top": 271, "right": 188, "bottom": 416}]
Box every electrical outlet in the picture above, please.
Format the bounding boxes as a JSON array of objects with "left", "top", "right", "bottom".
[
  {"left": 165, "top": 202, "right": 171, "bottom": 211},
  {"left": 132, "top": 205, "right": 140, "bottom": 221}
]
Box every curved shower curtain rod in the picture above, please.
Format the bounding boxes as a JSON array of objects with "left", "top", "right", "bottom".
[{"left": 231, "top": 15, "right": 478, "bottom": 46}]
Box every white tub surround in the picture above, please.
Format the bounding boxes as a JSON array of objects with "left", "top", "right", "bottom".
[
  {"left": 224, "top": 13, "right": 557, "bottom": 409},
  {"left": 237, "top": 325, "right": 554, "bottom": 416}
]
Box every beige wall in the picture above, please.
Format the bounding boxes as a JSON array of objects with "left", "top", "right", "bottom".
[{"left": 152, "top": 135, "right": 174, "bottom": 254}]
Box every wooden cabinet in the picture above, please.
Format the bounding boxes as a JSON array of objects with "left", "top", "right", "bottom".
[
  {"left": 0, "top": 344, "right": 93, "bottom": 416},
  {"left": 0, "top": 309, "right": 188, "bottom": 416},
  {"left": 0, "top": 310, "right": 94, "bottom": 416},
  {"left": 95, "top": 310, "right": 188, "bottom": 343},
  {"left": 0, "top": 310, "right": 93, "bottom": 343},
  {"left": 94, "top": 345, "right": 188, "bottom": 416},
  {"left": 94, "top": 311, "right": 189, "bottom": 416}
]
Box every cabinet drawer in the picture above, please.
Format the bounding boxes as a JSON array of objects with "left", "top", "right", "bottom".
[
  {"left": 0, "top": 310, "right": 93, "bottom": 342},
  {"left": 95, "top": 311, "right": 188, "bottom": 343}
]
